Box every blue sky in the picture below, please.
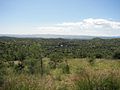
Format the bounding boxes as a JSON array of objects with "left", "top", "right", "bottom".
[{"left": 0, "top": 0, "right": 120, "bottom": 36}]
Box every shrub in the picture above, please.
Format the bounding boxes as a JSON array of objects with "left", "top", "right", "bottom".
[
  {"left": 0, "top": 61, "right": 6, "bottom": 87},
  {"left": 95, "top": 53, "right": 103, "bottom": 59},
  {"left": 52, "top": 68, "right": 63, "bottom": 81},
  {"left": 60, "top": 62, "right": 70, "bottom": 74},
  {"left": 88, "top": 55, "right": 96, "bottom": 65},
  {"left": 14, "top": 61, "right": 24, "bottom": 74},
  {"left": 49, "top": 52, "right": 63, "bottom": 69},
  {"left": 113, "top": 51, "right": 120, "bottom": 59}
]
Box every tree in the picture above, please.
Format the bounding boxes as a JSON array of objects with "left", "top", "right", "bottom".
[
  {"left": 95, "top": 53, "right": 103, "bottom": 59},
  {"left": 26, "top": 44, "right": 44, "bottom": 76},
  {"left": 88, "top": 55, "right": 96, "bottom": 65},
  {"left": 62, "top": 59, "right": 70, "bottom": 74},
  {"left": 113, "top": 51, "right": 120, "bottom": 59},
  {"left": 49, "top": 52, "right": 63, "bottom": 69}
]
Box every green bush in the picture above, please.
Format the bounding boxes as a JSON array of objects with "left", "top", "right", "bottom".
[
  {"left": 0, "top": 61, "right": 6, "bottom": 87},
  {"left": 49, "top": 52, "right": 63, "bottom": 69},
  {"left": 113, "top": 51, "right": 120, "bottom": 59},
  {"left": 95, "top": 53, "right": 103, "bottom": 59},
  {"left": 88, "top": 55, "right": 96, "bottom": 65},
  {"left": 60, "top": 63, "right": 70, "bottom": 74},
  {"left": 14, "top": 62, "right": 24, "bottom": 74}
]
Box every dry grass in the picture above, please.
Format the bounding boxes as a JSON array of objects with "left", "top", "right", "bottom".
[{"left": 2, "top": 59, "right": 120, "bottom": 90}]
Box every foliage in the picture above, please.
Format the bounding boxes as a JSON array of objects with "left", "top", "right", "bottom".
[
  {"left": 0, "top": 60, "right": 6, "bottom": 87},
  {"left": 0, "top": 59, "right": 120, "bottom": 90},
  {"left": 88, "top": 55, "right": 96, "bottom": 65},
  {"left": 0, "top": 38, "right": 120, "bottom": 60},
  {"left": 113, "top": 50, "right": 120, "bottom": 59},
  {"left": 13, "top": 61, "right": 24, "bottom": 74},
  {"left": 49, "top": 52, "right": 63, "bottom": 69},
  {"left": 60, "top": 60, "right": 70, "bottom": 74},
  {"left": 0, "top": 37, "right": 120, "bottom": 90}
]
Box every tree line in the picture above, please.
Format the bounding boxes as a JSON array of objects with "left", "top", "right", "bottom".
[{"left": 0, "top": 37, "right": 120, "bottom": 61}]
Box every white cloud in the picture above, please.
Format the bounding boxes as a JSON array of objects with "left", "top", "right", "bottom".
[
  {"left": 36, "top": 18, "right": 120, "bottom": 36},
  {"left": 1, "top": 18, "right": 120, "bottom": 36}
]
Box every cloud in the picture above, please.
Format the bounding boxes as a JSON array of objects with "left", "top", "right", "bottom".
[{"left": 36, "top": 18, "right": 120, "bottom": 36}]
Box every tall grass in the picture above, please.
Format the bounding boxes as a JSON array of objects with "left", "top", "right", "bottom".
[
  {"left": 75, "top": 68, "right": 120, "bottom": 90},
  {"left": 1, "top": 59, "right": 120, "bottom": 90}
]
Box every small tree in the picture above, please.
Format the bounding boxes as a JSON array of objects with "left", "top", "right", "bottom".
[
  {"left": 95, "top": 53, "right": 103, "bottom": 59},
  {"left": 49, "top": 52, "right": 63, "bottom": 69},
  {"left": 24, "top": 59, "right": 37, "bottom": 74},
  {"left": 62, "top": 59, "right": 70, "bottom": 74},
  {"left": 88, "top": 55, "right": 96, "bottom": 65},
  {"left": 26, "top": 44, "right": 44, "bottom": 76},
  {"left": 113, "top": 51, "right": 120, "bottom": 59},
  {"left": 14, "top": 61, "right": 24, "bottom": 74}
]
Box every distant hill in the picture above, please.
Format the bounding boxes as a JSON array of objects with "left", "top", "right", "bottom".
[
  {"left": 0, "top": 34, "right": 120, "bottom": 39},
  {"left": 0, "top": 36, "right": 17, "bottom": 40}
]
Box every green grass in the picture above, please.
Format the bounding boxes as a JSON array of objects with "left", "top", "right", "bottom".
[{"left": 2, "top": 58, "right": 120, "bottom": 90}]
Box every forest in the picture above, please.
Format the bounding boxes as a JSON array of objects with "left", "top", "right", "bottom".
[{"left": 0, "top": 37, "right": 120, "bottom": 90}]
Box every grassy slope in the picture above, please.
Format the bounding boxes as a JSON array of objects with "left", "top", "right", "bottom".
[{"left": 3, "top": 59, "right": 120, "bottom": 90}]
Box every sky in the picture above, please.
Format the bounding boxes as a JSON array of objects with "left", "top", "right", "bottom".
[{"left": 0, "top": 0, "right": 120, "bottom": 36}]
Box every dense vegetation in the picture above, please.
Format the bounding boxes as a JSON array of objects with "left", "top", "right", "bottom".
[
  {"left": 0, "top": 37, "right": 120, "bottom": 90},
  {"left": 0, "top": 37, "right": 120, "bottom": 59}
]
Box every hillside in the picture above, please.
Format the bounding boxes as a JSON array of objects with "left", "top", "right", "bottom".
[{"left": 0, "top": 34, "right": 120, "bottom": 39}]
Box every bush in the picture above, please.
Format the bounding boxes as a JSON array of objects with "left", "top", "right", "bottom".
[
  {"left": 52, "top": 68, "right": 63, "bottom": 81},
  {"left": 14, "top": 61, "right": 24, "bottom": 74},
  {"left": 24, "top": 58, "right": 44, "bottom": 76},
  {"left": 63, "top": 64, "right": 70, "bottom": 74},
  {"left": 0, "top": 61, "right": 6, "bottom": 87},
  {"left": 60, "top": 63, "right": 70, "bottom": 74},
  {"left": 49, "top": 52, "right": 63, "bottom": 69},
  {"left": 113, "top": 51, "right": 120, "bottom": 59},
  {"left": 88, "top": 55, "right": 96, "bottom": 65},
  {"left": 95, "top": 53, "right": 103, "bottom": 59}
]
